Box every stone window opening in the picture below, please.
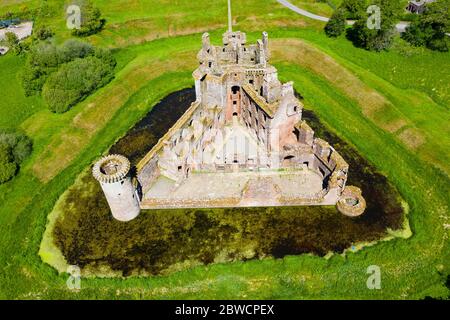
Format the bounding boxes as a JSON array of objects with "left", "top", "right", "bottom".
[
  {"left": 293, "top": 128, "right": 300, "bottom": 141},
  {"left": 319, "top": 167, "right": 326, "bottom": 177}
]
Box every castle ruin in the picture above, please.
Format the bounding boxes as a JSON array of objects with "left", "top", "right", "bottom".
[{"left": 93, "top": 3, "right": 366, "bottom": 221}]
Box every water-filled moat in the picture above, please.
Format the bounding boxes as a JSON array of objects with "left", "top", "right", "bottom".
[{"left": 52, "top": 88, "right": 404, "bottom": 276}]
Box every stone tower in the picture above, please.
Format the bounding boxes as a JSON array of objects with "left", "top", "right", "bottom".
[{"left": 92, "top": 154, "right": 140, "bottom": 221}]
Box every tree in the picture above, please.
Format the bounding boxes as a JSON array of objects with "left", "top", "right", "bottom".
[
  {"left": 402, "top": 0, "right": 450, "bottom": 52},
  {"left": 325, "top": 8, "right": 347, "bottom": 37},
  {"left": 22, "top": 42, "right": 59, "bottom": 95},
  {"left": 3, "top": 32, "right": 22, "bottom": 55},
  {"left": 34, "top": 26, "right": 54, "bottom": 41},
  {"left": 0, "top": 144, "right": 17, "bottom": 184},
  {"left": 348, "top": 0, "right": 403, "bottom": 51},
  {"left": 57, "top": 39, "right": 94, "bottom": 63},
  {"left": 0, "top": 130, "right": 32, "bottom": 164},
  {"left": 72, "top": 1, "right": 105, "bottom": 37},
  {"left": 0, "top": 130, "right": 33, "bottom": 184},
  {"left": 341, "top": 0, "right": 367, "bottom": 19}
]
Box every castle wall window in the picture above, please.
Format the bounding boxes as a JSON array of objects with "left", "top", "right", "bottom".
[{"left": 293, "top": 128, "right": 300, "bottom": 141}]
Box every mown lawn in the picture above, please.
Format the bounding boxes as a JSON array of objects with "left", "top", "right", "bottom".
[{"left": 0, "top": 0, "right": 448, "bottom": 299}]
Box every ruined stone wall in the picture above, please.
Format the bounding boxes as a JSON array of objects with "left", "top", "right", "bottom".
[{"left": 241, "top": 92, "right": 270, "bottom": 150}]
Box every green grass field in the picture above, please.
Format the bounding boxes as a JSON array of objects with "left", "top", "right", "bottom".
[{"left": 0, "top": 0, "right": 448, "bottom": 299}]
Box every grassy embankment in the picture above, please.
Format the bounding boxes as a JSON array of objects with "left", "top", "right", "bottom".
[{"left": 0, "top": 0, "right": 448, "bottom": 299}]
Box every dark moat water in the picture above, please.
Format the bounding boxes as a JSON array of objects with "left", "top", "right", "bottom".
[
  {"left": 53, "top": 88, "right": 404, "bottom": 276},
  {"left": 110, "top": 88, "right": 196, "bottom": 166}
]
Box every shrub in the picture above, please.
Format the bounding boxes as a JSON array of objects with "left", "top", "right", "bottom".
[
  {"left": 347, "top": 0, "right": 403, "bottom": 51},
  {"left": 42, "top": 56, "right": 115, "bottom": 113},
  {"left": 325, "top": 8, "right": 347, "bottom": 37},
  {"left": 33, "top": 26, "right": 54, "bottom": 41},
  {"left": 349, "top": 19, "right": 396, "bottom": 51},
  {"left": 2, "top": 32, "right": 22, "bottom": 55},
  {"left": 22, "top": 42, "right": 61, "bottom": 96},
  {"left": 0, "top": 130, "right": 33, "bottom": 164},
  {"left": 72, "top": 1, "right": 105, "bottom": 37},
  {"left": 402, "top": 0, "right": 449, "bottom": 52},
  {"left": 57, "top": 39, "right": 94, "bottom": 64},
  {"left": 22, "top": 40, "right": 96, "bottom": 96},
  {"left": 341, "top": 0, "right": 367, "bottom": 19},
  {"left": 0, "top": 144, "right": 17, "bottom": 184},
  {"left": 0, "top": 130, "right": 32, "bottom": 184}
]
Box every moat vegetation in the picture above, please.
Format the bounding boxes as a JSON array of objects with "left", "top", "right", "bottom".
[
  {"left": 49, "top": 88, "right": 404, "bottom": 277},
  {"left": 0, "top": 0, "right": 448, "bottom": 299}
]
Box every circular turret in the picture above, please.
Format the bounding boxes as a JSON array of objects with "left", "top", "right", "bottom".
[
  {"left": 93, "top": 154, "right": 131, "bottom": 183},
  {"left": 93, "top": 154, "right": 140, "bottom": 221},
  {"left": 337, "top": 186, "right": 366, "bottom": 217}
]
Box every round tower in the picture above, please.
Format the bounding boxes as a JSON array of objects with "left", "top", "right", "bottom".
[{"left": 92, "top": 154, "right": 140, "bottom": 221}]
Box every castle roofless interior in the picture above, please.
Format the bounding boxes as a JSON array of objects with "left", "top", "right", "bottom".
[{"left": 93, "top": 3, "right": 366, "bottom": 221}]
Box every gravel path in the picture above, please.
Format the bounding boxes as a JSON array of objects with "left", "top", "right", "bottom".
[{"left": 277, "top": 0, "right": 410, "bottom": 32}]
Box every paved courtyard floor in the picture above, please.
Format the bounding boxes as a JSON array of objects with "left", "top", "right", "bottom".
[{"left": 142, "top": 168, "right": 324, "bottom": 208}]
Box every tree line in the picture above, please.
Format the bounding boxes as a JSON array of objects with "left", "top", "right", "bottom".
[
  {"left": 325, "top": 0, "right": 449, "bottom": 52},
  {"left": 22, "top": 39, "right": 116, "bottom": 113}
]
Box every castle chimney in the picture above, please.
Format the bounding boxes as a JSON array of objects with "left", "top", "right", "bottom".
[
  {"left": 262, "top": 31, "right": 270, "bottom": 60},
  {"left": 202, "top": 32, "right": 210, "bottom": 52},
  {"left": 227, "top": 0, "right": 233, "bottom": 32}
]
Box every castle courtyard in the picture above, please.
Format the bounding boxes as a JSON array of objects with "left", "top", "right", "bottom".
[{"left": 141, "top": 168, "right": 324, "bottom": 209}]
